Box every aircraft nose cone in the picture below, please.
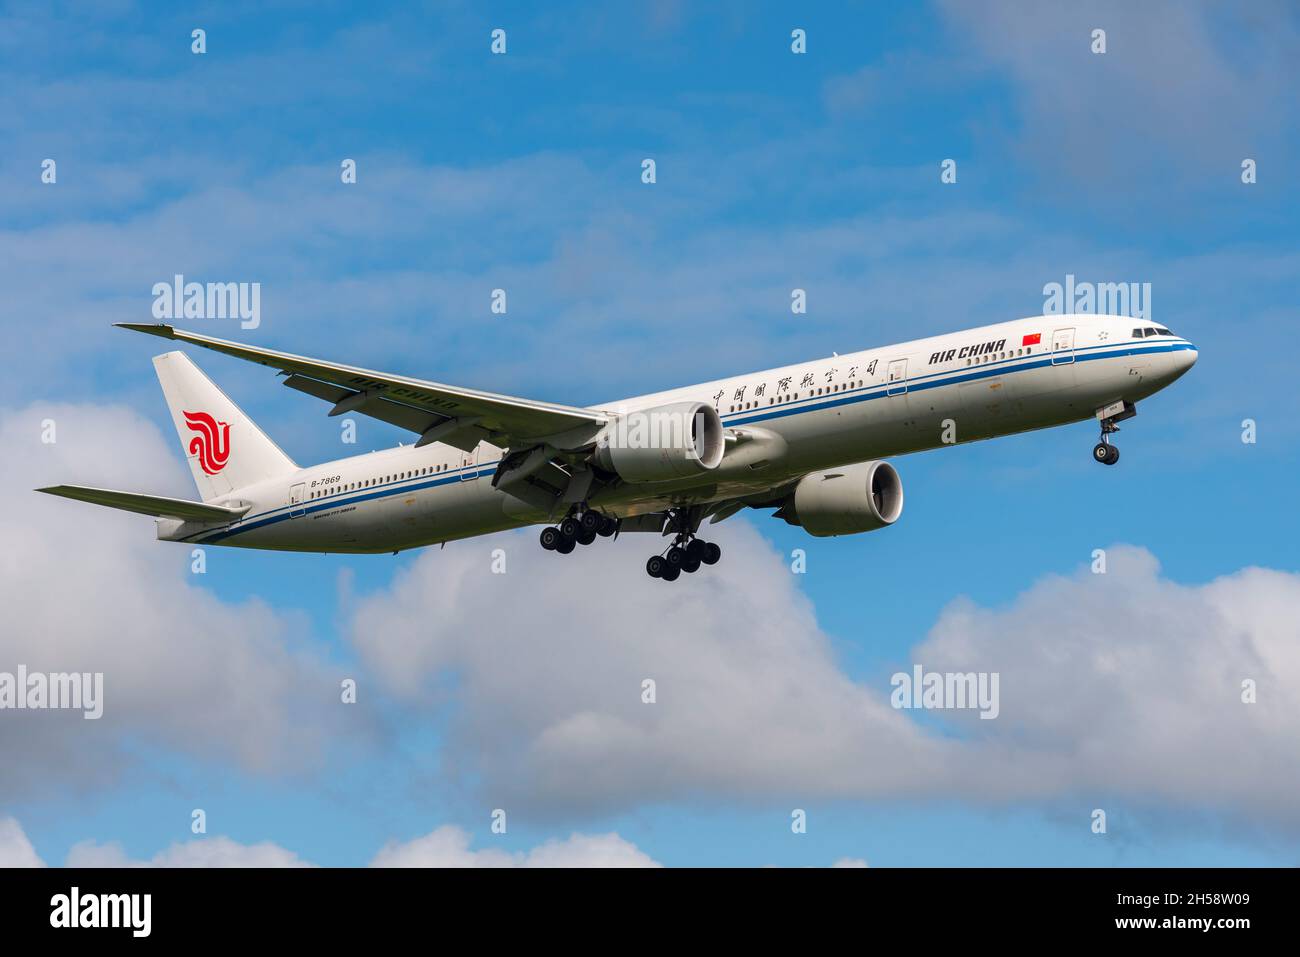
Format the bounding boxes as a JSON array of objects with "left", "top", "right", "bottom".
[{"left": 1169, "top": 341, "right": 1198, "bottom": 377}]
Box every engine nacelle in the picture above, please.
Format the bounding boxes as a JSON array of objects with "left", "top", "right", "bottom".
[
  {"left": 593, "top": 401, "right": 725, "bottom": 484},
  {"left": 780, "top": 460, "right": 904, "bottom": 537}
]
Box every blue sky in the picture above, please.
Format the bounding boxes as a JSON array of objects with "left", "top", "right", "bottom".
[{"left": 1, "top": 1, "right": 1298, "bottom": 867}]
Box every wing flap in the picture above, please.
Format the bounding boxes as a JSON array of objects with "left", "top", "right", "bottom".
[
  {"left": 282, "top": 374, "right": 441, "bottom": 434},
  {"left": 36, "top": 485, "right": 249, "bottom": 523}
]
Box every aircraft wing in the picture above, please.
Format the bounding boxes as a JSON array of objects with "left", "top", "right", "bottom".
[
  {"left": 36, "top": 485, "right": 249, "bottom": 522},
  {"left": 115, "top": 323, "right": 608, "bottom": 450}
]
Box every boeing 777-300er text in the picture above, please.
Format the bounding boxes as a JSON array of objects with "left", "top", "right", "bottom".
[{"left": 40, "top": 315, "right": 1196, "bottom": 580}]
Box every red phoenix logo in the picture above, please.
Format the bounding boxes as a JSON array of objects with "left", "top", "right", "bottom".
[{"left": 183, "top": 410, "right": 232, "bottom": 475}]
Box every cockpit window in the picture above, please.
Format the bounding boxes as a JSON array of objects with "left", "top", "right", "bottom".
[
  {"left": 1155, "top": 327, "right": 1171, "bottom": 335},
  {"left": 1132, "top": 328, "right": 1144, "bottom": 338}
]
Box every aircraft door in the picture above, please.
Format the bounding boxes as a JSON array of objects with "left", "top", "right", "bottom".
[
  {"left": 886, "top": 359, "right": 908, "bottom": 396},
  {"left": 289, "top": 482, "right": 306, "bottom": 517},
  {"left": 1051, "top": 327, "right": 1076, "bottom": 365},
  {"left": 459, "top": 444, "right": 480, "bottom": 481}
]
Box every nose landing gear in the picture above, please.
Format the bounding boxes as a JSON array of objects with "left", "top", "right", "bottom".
[
  {"left": 1092, "top": 401, "right": 1135, "bottom": 466},
  {"left": 1093, "top": 437, "right": 1120, "bottom": 466}
]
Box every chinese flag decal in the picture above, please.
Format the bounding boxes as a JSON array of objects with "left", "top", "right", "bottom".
[{"left": 1022, "top": 332, "right": 1042, "bottom": 346}]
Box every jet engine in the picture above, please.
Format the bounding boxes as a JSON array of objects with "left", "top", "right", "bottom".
[
  {"left": 592, "top": 401, "right": 725, "bottom": 484},
  {"left": 776, "top": 460, "right": 904, "bottom": 537}
]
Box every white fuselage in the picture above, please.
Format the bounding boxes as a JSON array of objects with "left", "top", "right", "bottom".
[{"left": 161, "top": 314, "right": 1197, "bottom": 552}]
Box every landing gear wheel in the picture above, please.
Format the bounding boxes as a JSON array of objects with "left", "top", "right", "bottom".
[
  {"left": 576, "top": 526, "right": 598, "bottom": 546},
  {"left": 578, "top": 511, "right": 601, "bottom": 535},
  {"left": 661, "top": 564, "right": 681, "bottom": 582},
  {"left": 646, "top": 555, "right": 665, "bottom": 578},
  {"left": 702, "top": 542, "right": 721, "bottom": 565},
  {"left": 597, "top": 516, "right": 618, "bottom": 537},
  {"left": 1104, "top": 445, "right": 1120, "bottom": 465},
  {"left": 681, "top": 555, "right": 701, "bottom": 574},
  {"left": 685, "top": 539, "right": 706, "bottom": 562},
  {"left": 555, "top": 536, "right": 576, "bottom": 554},
  {"left": 559, "top": 517, "right": 580, "bottom": 539},
  {"left": 539, "top": 527, "right": 561, "bottom": 551},
  {"left": 1093, "top": 442, "right": 1110, "bottom": 463},
  {"left": 665, "top": 546, "right": 685, "bottom": 568}
]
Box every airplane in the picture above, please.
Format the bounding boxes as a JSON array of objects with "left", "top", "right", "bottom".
[{"left": 39, "top": 314, "right": 1197, "bottom": 581}]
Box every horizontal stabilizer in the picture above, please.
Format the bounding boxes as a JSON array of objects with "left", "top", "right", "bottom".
[{"left": 36, "top": 485, "right": 249, "bottom": 523}]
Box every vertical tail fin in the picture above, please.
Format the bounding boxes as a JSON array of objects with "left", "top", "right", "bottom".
[{"left": 153, "top": 351, "right": 298, "bottom": 501}]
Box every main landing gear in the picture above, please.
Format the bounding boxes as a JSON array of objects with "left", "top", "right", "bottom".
[
  {"left": 539, "top": 503, "right": 723, "bottom": 581},
  {"left": 645, "top": 534, "right": 722, "bottom": 582},
  {"left": 1092, "top": 401, "right": 1136, "bottom": 466},
  {"left": 539, "top": 507, "right": 618, "bottom": 554}
]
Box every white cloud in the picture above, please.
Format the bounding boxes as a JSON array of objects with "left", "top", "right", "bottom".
[
  {"left": 916, "top": 545, "right": 1300, "bottom": 821},
  {"left": 66, "top": 836, "right": 313, "bottom": 869},
  {"left": 0, "top": 816, "right": 45, "bottom": 867},
  {"left": 346, "top": 521, "right": 959, "bottom": 816},
  {"left": 370, "top": 826, "right": 660, "bottom": 868},
  {"left": 345, "top": 529, "right": 1300, "bottom": 828},
  {"left": 3, "top": 817, "right": 659, "bottom": 868},
  {"left": 0, "top": 403, "right": 372, "bottom": 801}
]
